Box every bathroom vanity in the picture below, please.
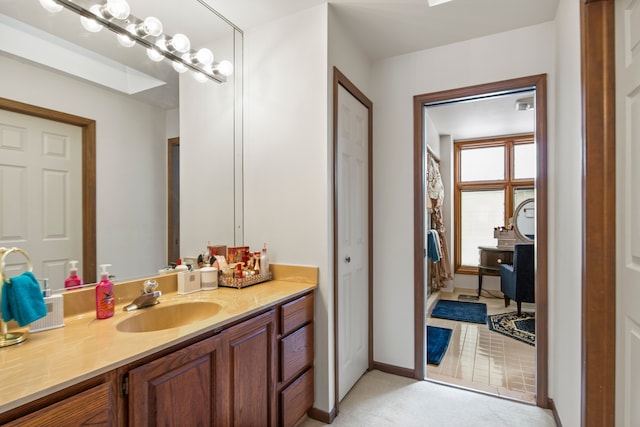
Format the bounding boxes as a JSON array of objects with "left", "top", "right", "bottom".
[{"left": 0, "top": 264, "right": 316, "bottom": 427}]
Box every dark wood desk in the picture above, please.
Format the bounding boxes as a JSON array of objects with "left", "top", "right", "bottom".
[{"left": 477, "top": 246, "right": 514, "bottom": 296}]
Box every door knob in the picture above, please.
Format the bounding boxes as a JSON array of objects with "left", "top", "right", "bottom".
[{"left": 345, "top": 256, "right": 351, "bottom": 263}]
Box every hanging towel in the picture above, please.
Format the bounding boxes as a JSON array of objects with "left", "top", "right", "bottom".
[
  {"left": 427, "top": 230, "right": 441, "bottom": 262},
  {"left": 1, "top": 271, "right": 47, "bottom": 327}
]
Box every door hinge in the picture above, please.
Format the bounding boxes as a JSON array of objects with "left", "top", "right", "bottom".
[{"left": 121, "top": 374, "right": 129, "bottom": 397}]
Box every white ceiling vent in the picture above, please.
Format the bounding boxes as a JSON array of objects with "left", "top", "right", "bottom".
[{"left": 515, "top": 96, "right": 535, "bottom": 111}]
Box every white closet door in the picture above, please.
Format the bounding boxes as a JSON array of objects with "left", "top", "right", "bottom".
[
  {"left": 616, "top": 0, "right": 640, "bottom": 425},
  {"left": 337, "top": 84, "right": 369, "bottom": 401}
]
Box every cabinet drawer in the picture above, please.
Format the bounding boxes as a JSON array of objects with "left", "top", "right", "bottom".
[
  {"left": 280, "top": 368, "right": 314, "bottom": 427},
  {"left": 280, "top": 324, "right": 314, "bottom": 384},
  {"left": 281, "top": 293, "right": 314, "bottom": 336},
  {"left": 479, "top": 249, "right": 513, "bottom": 269}
]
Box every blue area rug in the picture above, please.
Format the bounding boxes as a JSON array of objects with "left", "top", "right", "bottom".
[
  {"left": 488, "top": 311, "right": 535, "bottom": 346},
  {"left": 431, "top": 300, "right": 487, "bottom": 324},
  {"left": 427, "top": 326, "right": 452, "bottom": 365}
]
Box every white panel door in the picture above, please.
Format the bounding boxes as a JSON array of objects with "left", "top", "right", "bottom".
[
  {"left": 616, "top": 1, "right": 640, "bottom": 425},
  {"left": 0, "top": 110, "right": 82, "bottom": 289},
  {"left": 337, "top": 85, "right": 369, "bottom": 401}
]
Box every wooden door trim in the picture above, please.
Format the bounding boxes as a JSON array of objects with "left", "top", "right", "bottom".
[
  {"left": 413, "top": 74, "right": 549, "bottom": 408},
  {"left": 580, "top": 0, "right": 615, "bottom": 425},
  {"left": 0, "top": 97, "right": 96, "bottom": 283},
  {"left": 332, "top": 67, "right": 373, "bottom": 416},
  {"left": 167, "top": 137, "right": 179, "bottom": 264}
]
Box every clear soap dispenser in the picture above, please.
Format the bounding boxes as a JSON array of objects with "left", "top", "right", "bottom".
[
  {"left": 64, "top": 260, "right": 83, "bottom": 290},
  {"left": 96, "top": 264, "right": 115, "bottom": 319}
]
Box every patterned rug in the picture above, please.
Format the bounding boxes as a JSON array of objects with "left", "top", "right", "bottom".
[{"left": 487, "top": 311, "right": 535, "bottom": 346}]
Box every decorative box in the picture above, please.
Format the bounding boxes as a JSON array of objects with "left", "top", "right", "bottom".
[
  {"left": 494, "top": 228, "right": 515, "bottom": 248},
  {"left": 219, "top": 271, "right": 273, "bottom": 289}
]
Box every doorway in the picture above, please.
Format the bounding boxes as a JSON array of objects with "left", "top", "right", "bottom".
[
  {"left": 332, "top": 67, "right": 373, "bottom": 407},
  {"left": 413, "top": 75, "right": 549, "bottom": 407},
  {"left": 0, "top": 97, "right": 97, "bottom": 283}
]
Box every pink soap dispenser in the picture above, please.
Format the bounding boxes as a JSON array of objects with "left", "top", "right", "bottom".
[
  {"left": 64, "top": 260, "right": 83, "bottom": 290},
  {"left": 96, "top": 264, "right": 115, "bottom": 319}
]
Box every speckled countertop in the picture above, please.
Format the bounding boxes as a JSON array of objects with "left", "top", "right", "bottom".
[{"left": 0, "top": 264, "right": 317, "bottom": 413}]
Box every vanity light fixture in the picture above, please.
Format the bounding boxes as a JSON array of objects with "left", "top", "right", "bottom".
[
  {"left": 99, "top": 0, "right": 130, "bottom": 20},
  {"left": 39, "top": 0, "right": 231, "bottom": 83},
  {"left": 215, "top": 60, "right": 234, "bottom": 77},
  {"left": 39, "top": 0, "right": 64, "bottom": 13},
  {"left": 172, "top": 61, "right": 189, "bottom": 73},
  {"left": 79, "top": 4, "right": 103, "bottom": 32},
  {"left": 146, "top": 47, "right": 164, "bottom": 62},
  {"left": 131, "top": 16, "right": 163, "bottom": 37}
]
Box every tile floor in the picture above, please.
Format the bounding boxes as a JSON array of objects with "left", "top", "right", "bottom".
[{"left": 426, "top": 290, "right": 537, "bottom": 403}]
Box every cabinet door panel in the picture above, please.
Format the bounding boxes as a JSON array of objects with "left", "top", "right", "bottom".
[
  {"left": 4, "top": 382, "right": 116, "bottom": 427},
  {"left": 225, "top": 309, "right": 277, "bottom": 427},
  {"left": 129, "top": 334, "right": 225, "bottom": 427}
]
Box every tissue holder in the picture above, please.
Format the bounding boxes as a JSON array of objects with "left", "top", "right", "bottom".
[
  {"left": 30, "top": 294, "right": 64, "bottom": 333},
  {"left": 178, "top": 270, "right": 201, "bottom": 294}
]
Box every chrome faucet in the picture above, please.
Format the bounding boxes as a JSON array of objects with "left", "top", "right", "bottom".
[{"left": 123, "top": 280, "right": 162, "bottom": 312}]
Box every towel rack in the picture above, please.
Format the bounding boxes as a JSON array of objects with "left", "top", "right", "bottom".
[{"left": 0, "top": 247, "right": 32, "bottom": 347}]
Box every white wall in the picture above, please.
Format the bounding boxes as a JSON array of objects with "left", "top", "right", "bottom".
[
  {"left": 328, "top": 5, "right": 372, "bottom": 95},
  {"left": 243, "top": 4, "right": 332, "bottom": 412},
  {"left": 327, "top": 5, "right": 373, "bottom": 412},
  {"left": 0, "top": 55, "right": 167, "bottom": 283},
  {"left": 371, "top": 22, "right": 555, "bottom": 369},
  {"left": 179, "top": 34, "right": 237, "bottom": 259},
  {"left": 551, "top": 0, "right": 582, "bottom": 424}
]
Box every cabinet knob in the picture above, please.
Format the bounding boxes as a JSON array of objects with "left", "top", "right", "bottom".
[
  {"left": 497, "top": 258, "right": 502, "bottom": 264},
  {"left": 345, "top": 256, "right": 351, "bottom": 263}
]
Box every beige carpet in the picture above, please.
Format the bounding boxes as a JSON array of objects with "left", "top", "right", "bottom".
[{"left": 298, "top": 370, "right": 556, "bottom": 427}]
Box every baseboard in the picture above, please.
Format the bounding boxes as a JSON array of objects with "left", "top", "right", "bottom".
[
  {"left": 548, "top": 398, "right": 563, "bottom": 427},
  {"left": 307, "top": 406, "right": 336, "bottom": 424},
  {"left": 372, "top": 361, "right": 416, "bottom": 379}
]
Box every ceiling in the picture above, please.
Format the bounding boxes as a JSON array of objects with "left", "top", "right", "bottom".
[
  {"left": 204, "top": 0, "right": 559, "bottom": 61},
  {"left": 201, "top": 0, "right": 549, "bottom": 141},
  {"left": 426, "top": 91, "right": 535, "bottom": 141},
  {"left": 1, "top": 0, "right": 555, "bottom": 132}
]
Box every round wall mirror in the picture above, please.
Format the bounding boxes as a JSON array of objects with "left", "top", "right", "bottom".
[{"left": 514, "top": 198, "right": 535, "bottom": 242}]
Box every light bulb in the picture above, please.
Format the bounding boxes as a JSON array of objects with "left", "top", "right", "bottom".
[
  {"left": 117, "top": 33, "right": 135, "bottom": 47},
  {"left": 80, "top": 5, "right": 104, "bottom": 33},
  {"left": 101, "top": 0, "right": 130, "bottom": 20},
  {"left": 167, "top": 34, "right": 190, "bottom": 54},
  {"left": 193, "top": 71, "right": 209, "bottom": 83},
  {"left": 216, "top": 60, "right": 233, "bottom": 77},
  {"left": 136, "top": 16, "right": 163, "bottom": 37},
  {"left": 146, "top": 48, "right": 164, "bottom": 62},
  {"left": 193, "top": 48, "right": 214, "bottom": 66},
  {"left": 172, "top": 61, "right": 188, "bottom": 73},
  {"left": 39, "top": 0, "right": 63, "bottom": 13}
]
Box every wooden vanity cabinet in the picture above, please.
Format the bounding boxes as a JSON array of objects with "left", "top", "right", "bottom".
[
  {"left": 225, "top": 309, "right": 277, "bottom": 427},
  {"left": 0, "top": 290, "right": 314, "bottom": 427},
  {"left": 278, "top": 293, "right": 314, "bottom": 427},
  {"left": 127, "top": 332, "right": 227, "bottom": 426},
  {"left": 1, "top": 378, "right": 117, "bottom": 427}
]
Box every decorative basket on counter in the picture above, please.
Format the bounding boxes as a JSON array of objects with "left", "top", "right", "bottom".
[{"left": 219, "top": 271, "right": 273, "bottom": 289}]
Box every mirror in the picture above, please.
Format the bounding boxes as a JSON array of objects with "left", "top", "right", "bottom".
[
  {"left": 513, "top": 198, "right": 535, "bottom": 242},
  {"left": 0, "top": 0, "right": 243, "bottom": 287}
]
